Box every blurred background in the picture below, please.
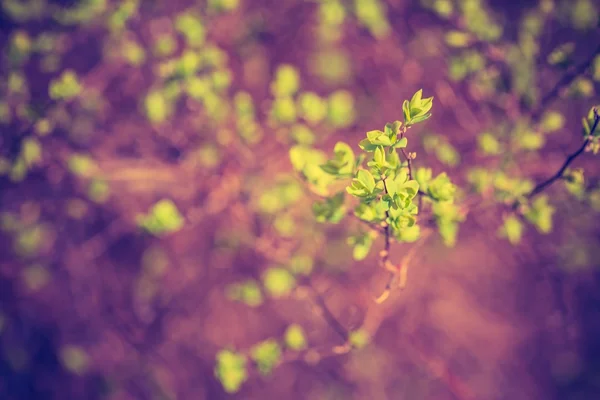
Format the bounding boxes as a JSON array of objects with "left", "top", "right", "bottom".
[{"left": 1, "top": 0, "right": 600, "bottom": 399}]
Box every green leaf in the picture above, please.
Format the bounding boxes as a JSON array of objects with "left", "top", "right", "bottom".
[
  {"left": 374, "top": 145, "right": 385, "bottom": 168},
  {"left": 547, "top": 42, "right": 575, "bottom": 67},
  {"left": 299, "top": 92, "right": 328, "bottom": 124},
  {"left": 402, "top": 99, "right": 411, "bottom": 123},
  {"left": 438, "top": 220, "right": 459, "bottom": 247},
  {"left": 284, "top": 324, "right": 307, "bottom": 351},
  {"left": 395, "top": 137, "right": 408, "bottom": 148},
  {"left": 49, "top": 70, "right": 81, "bottom": 100},
  {"left": 215, "top": 350, "right": 248, "bottom": 393},
  {"left": 387, "top": 120, "right": 402, "bottom": 138},
  {"left": 467, "top": 168, "right": 493, "bottom": 193},
  {"left": 357, "top": 169, "right": 376, "bottom": 193},
  {"left": 414, "top": 168, "right": 432, "bottom": 192},
  {"left": 289, "top": 146, "right": 333, "bottom": 194},
  {"left": 445, "top": 30, "right": 472, "bottom": 47},
  {"left": 367, "top": 130, "right": 383, "bottom": 141},
  {"left": 313, "top": 192, "right": 346, "bottom": 223},
  {"left": 354, "top": 201, "right": 387, "bottom": 222},
  {"left": 263, "top": 268, "right": 296, "bottom": 297},
  {"left": 397, "top": 224, "right": 420, "bottom": 243},
  {"left": 365, "top": 130, "right": 393, "bottom": 146},
  {"left": 563, "top": 168, "right": 585, "bottom": 199},
  {"left": 272, "top": 96, "right": 297, "bottom": 123},
  {"left": 137, "top": 199, "right": 185, "bottom": 236},
  {"left": 328, "top": 90, "right": 355, "bottom": 128},
  {"left": 320, "top": 142, "right": 355, "bottom": 176},
  {"left": 540, "top": 111, "right": 565, "bottom": 133},
  {"left": 288, "top": 255, "right": 314, "bottom": 276},
  {"left": 408, "top": 89, "right": 433, "bottom": 118},
  {"left": 406, "top": 113, "right": 432, "bottom": 126},
  {"left": 226, "top": 280, "right": 264, "bottom": 307},
  {"left": 410, "top": 89, "right": 423, "bottom": 106},
  {"left": 518, "top": 131, "right": 545, "bottom": 151},
  {"left": 145, "top": 90, "right": 170, "bottom": 123},
  {"left": 271, "top": 64, "right": 300, "bottom": 97},
  {"left": 477, "top": 132, "right": 502, "bottom": 155},
  {"left": 524, "top": 195, "right": 556, "bottom": 233},
  {"left": 403, "top": 180, "right": 420, "bottom": 198},
  {"left": 250, "top": 339, "right": 281, "bottom": 376},
  {"left": 21, "top": 138, "right": 42, "bottom": 166},
  {"left": 347, "top": 232, "right": 375, "bottom": 261},
  {"left": 175, "top": 13, "right": 205, "bottom": 47},
  {"left": 500, "top": 215, "right": 524, "bottom": 245},
  {"left": 427, "top": 172, "right": 456, "bottom": 201},
  {"left": 419, "top": 96, "right": 434, "bottom": 114},
  {"left": 359, "top": 138, "right": 378, "bottom": 152}
]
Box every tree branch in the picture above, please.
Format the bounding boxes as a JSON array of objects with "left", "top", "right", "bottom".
[
  {"left": 304, "top": 283, "right": 349, "bottom": 343},
  {"left": 380, "top": 176, "right": 392, "bottom": 272},
  {"left": 375, "top": 229, "right": 433, "bottom": 303},
  {"left": 513, "top": 108, "right": 599, "bottom": 209},
  {"left": 530, "top": 43, "right": 600, "bottom": 122},
  {"left": 400, "top": 148, "right": 413, "bottom": 180}
]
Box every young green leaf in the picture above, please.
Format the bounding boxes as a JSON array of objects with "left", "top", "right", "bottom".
[
  {"left": 250, "top": 339, "right": 281, "bottom": 376},
  {"left": 320, "top": 142, "right": 355, "bottom": 176},
  {"left": 374, "top": 145, "right": 386, "bottom": 169},
  {"left": 284, "top": 324, "right": 307, "bottom": 351},
  {"left": 395, "top": 137, "right": 408, "bottom": 148},
  {"left": 500, "top": 215, "right": 524, "bottom": 245},
  {"left": 215, "top": 350, "right": 248, "bottom": 393},
  {"left": 347, "top": 232, "right": 376, "bottom": 261},
  {"left": 263, "top": 268, "right": 296, "bottom": 297},
  {"left": 402, "top": 100, "right": 411, "bottom": 123}
]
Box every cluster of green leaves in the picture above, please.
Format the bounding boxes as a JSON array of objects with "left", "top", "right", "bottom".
[
  {"left": 473, "top": 106, "right": 599, "bottom": 245},
  {"left": 422, "top": 133, "right": 461, "bottom": 167},
  {"left": 354, "top": 0, "right": 391, "bottom": 39},
  {"left": 0, "top": 138, "right": 41, "bottom": 182},
  {"left": 0, "top": 207, "right": 49, "bottom": 259},
  {"left": 49, "top": 70, "right": 82, "bottom": 100},
  {"left": 268, "top": 64, "right": 355, "bottom": 131},
  {"left": 128, "top": 9, "right": 235, "bottom": 126},
  {"left": 314, "top": 0, "right": 392, "bottom": 43},
  {"left": 423, "top": 0, "right": 599, "bottom": 108},
  {"left": 417, "top": 169, "right": 464, "bottom": 246},
  {"left": 67, "top": 154, "right": 110, "bottom": 204},
  {"left": 235, "top": 91, "right": 263, "bottom": 145},
  {"left": 214, "top": 324, "right": 308, "bottom": 393},
  {"left": 316, "top": 0, "right": 347, "bottom": 44},
  {"left": 583, "top": 106, "right": 600, "bottom": 153},
  {"left": 2, "top": 0, "right": 106, "bottom": 25},
  {"left": 225, "top": 254, "right": 315, "bottom": 308},
  {"left": 292, "top": 90, "right": 465, "bottom": 259}
]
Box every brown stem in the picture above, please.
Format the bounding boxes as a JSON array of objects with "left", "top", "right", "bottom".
[
  {"left": 305, "top": 283, "right": 349, "bottom": 342},
  {"left": 400, "top": 148, "right": 413, "bottom": 180},
  {"left": 380, "top": 176, "right": 392, "bottom": 269},
  {"left": 375, "top": 229, "right": 433, "bottom": 303}
]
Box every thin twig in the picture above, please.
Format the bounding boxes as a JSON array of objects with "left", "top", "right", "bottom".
[
  {"left": 303, "top": 282, "right": 349, "bottom": 343},
  {"left": 530, "top": 43, "right": 600, "bottom": 122},
  {"left": 400, "top": 147, "right": 413, "bottom": 180},
  {"left": 380, "top": 176, "right": 392, "bottom": 272},
  {"left": 374, "top": 229, "right": 433, "bottom": 304},
  {"left": 513, "top": 109, "right": 599, "bottom": 210}
]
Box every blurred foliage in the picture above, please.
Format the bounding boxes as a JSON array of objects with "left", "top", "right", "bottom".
[{"left": 1, "top": 0, "right": 600, "bottom": 397}]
